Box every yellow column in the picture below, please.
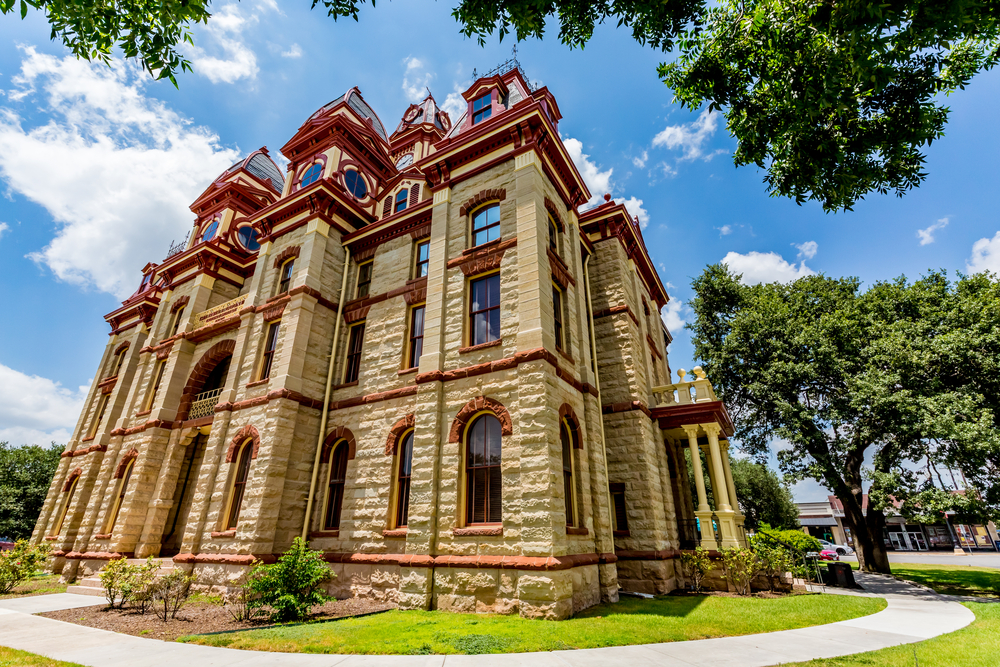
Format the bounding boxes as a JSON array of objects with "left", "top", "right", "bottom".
[
  {"left": 683, "top": 426, "right": 709, "bottom": 512},
  {"left": 704, "top": 424, "right": 731, "bottom": 511},
  {"left": 720, "top": 440, "right": 740, "bottom": 515}
]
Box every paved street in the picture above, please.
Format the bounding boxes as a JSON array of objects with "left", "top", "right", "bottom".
[{"left": 842, "top": 551, "right": 1000, "bottom": 568}]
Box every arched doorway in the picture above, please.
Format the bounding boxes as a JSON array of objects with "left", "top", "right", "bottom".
[
  {"left": 177, "top": 340, "right": 234, "bottom": 422},
  {"left": 160, "top": 432, "right": 208, "bottom": 556}
]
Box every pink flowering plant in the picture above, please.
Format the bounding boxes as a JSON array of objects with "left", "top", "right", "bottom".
[{"left": 0, "top": 540, "right": 51, "bottom": 594}]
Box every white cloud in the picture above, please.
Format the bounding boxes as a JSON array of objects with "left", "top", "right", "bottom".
[
  {"left": 794, "top": 240, "right": 818, "bottom": 260},
  {"left": 721, "top": 250, "right": 815, "bottom": 285},
  {"left": 0, "top": 362, "right": 88, "bottom": 446},
  {"left": 402, "top": 56, "right": 434, "bottom": 104},
  {"left": 281, "top": 43, "right": 303, "bottom": 59},
  {"left": 917, "top": 217, "right": 949, "bottom": 246},
  {"left": 718, "top": 225, "right": 732, "bottom": 236},
  {"left": 652, "top": 109, "right": 720, "bottom": 161},
  {"left": 661, "top": 296, "right": 685, "bottom": 334},
  {"left": 0, "top": 47, "right": 241, "bottom": 298},
  {"left": 632, "top": 150, "right": 648, "bottom": 169},
  {"left": 0, "top": 222, "right": 8, "bottom": 240},
  {"left": 187, "top": 4, "right": 260, "bottom": 84},
  {"left": 615, "top": 196, "right": 649, "bottom": 229},
  {"left": 563, "top": 137, "right": 613, "bottom": 208},
  {"left": 967, "top": 231, "right": 1000, "bottom": 275}
]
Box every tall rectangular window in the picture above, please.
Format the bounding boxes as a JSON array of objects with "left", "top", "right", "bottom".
[
  {"left": 553, "top": 284, "right": 564, "bottom": 351},
  {"left": 169, "top": 307, "right": 185, "bottom": 337},
  {"left": 259, "top": 321, "right": 280, "bottom": 381},
  {"left": 277, "top": 259, "right": 294, "bottom": 295},
  {"left": 408, "top": 306, "right": 425, "bottom": 369},
  {"left": 356, "top": 261, "right": 373, "bottom": 299},
  {"left": 145, "top": 360, "right": 166, "bottom": 411},
  {"left": 414, "top": 240, "right": 430, "bottom": 278},
  {"left": 472, "top": 92, "right": 492, "bottom": 124},
  {"left": 469, "top": 274, "right": 501, "bottom": 346},
  {"left": 471, "top": 204, "right": 500, "bottom": 246},
  {"left": 344, "top": 322, "right": 365, "bottom": 383},
  {"left": 87, "top": 394, "right": 110, "bottom": 439},
  {"left": 548, "top": 215, "right": 559, "bottom": 253},
  {"left": 611, "top": 483, "right": 629, "bottom": 534},
  {"left": 394, "top": 189, "right": 409, "bottom": 213}
]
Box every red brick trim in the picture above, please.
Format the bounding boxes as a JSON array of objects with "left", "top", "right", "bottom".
[
  {"left": 593, "top": 304, "right": 640, "bottom": 327},
  {"left": 602, "top": 400, "right": 652, "bottom": 417},
  {"left": 63, "top": 468, "right": 82, "bottom": 492},
  {"left": 156, "top": 342, "right": 174, "bottom": 361},
  {"left": 558, "top": 404, "right": 583, "bottom": 449},
  {"left": 544, "top": 197, "right": 565, "bottom": 232},
  {"left": 448, "top": 396, "right": 513, "bottom": 443},
  {"left": 114, "top": 449, "right": 138, "bottom": 479},
  {"left": 62, "top": 551, "right": 128, "bottom": 561},
  {"left": 260, "top": 300, "right": 286, "bottom": 322},
  {"left": 453, "top": 525, "right": 503, "bottom": 536},
  {"left": 177, "top": 339, "right": 236, "bottom": 421},
  {"left": 403, "top": 277, "right": 427, "bottom": 306},
  {"left": 409, "top": 224, "right": 432, "bottom": 240},
  {"left": 343, "top": 304, "right": 370, "bottom": 324},
  {"left": 385, "top": 414, "right": 415, "bottom": 456},
  {"left": 173, "top": 553, "right": 276, "bottom": 565},
  {"left": 272, "top": 245, "right": 300, "bottom": 269},
  {"left": 93, "top": 533, "right": 112, "bottom": 540},
  {"left": 245, "top": 379, "right": 269, "bottom": 389},
  {"left": 114, "top": 340, "right": 130, "bottom": 354},
  {"left": 211, "top": 530, "right": 236, "bottom": 538},
  {"left": 309, "top": 530, "right": 340, "bottom": 538},
  {"left": 320, "top": 551, "right": 603, "bottom": 572},
  {"left": 344, "top": 276, "right": 428, "bottom": 323},
  {"left": 458, "top": 188, "right": 506, "bottom": 217},
  {"left": 321, "top": 426, "right": 357, "bottom": 463},
  {"left": 226, "top": 424, "right": 260, "bottom": 463},
  {"left": 458, "top": 338, "right": 502, "bottom": 354},
  {"left": 548, "top": 247, "right": 576, "bottom": 288},
  {"left": 448, "top": 237, "right": 516, "bottom": 276},
  {"left": 614, "top": 549, "right": 681, "bottom": 561},
  {"left": 382, "top": 529, "right": 407, "bottom": 538},
  {"left": 566, "top": 526, "right": 589, "bottom": 536},
  {"left": 97, "top": 376, "right": 117, "bottom": 394},
  {"left": 328, "top": 385, "right": 418, "bottom": 411},
  {"left": 170, "top": 295, "right": 190, "bottom": 314}
]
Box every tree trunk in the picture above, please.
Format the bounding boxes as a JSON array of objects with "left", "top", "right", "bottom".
[{"left": 838, "top": 494, "right": 892, "bottom": 574}]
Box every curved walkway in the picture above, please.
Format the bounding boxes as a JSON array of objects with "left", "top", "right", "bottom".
[{"left": 0, "top": 573, "right": 974, "bottom": 667}]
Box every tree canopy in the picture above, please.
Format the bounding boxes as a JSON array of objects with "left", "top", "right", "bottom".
[
  {"left": 730, "top": 457, "right": 800, "bottom": 530},
  {"left": 4, "top": 0, "right": 997, "bottom": 207},
  {"left": 0, "top": 442, "right": 62, "bottom": 541},
  {"left": 688, "top": 266, "right": 1000, "bottom": 571}
]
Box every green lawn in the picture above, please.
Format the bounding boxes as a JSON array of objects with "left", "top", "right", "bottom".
[
  {"left": 0, "top": 647, "right": 84, "bottom": 667},
  {"left": 850, "top": 561, "right": 1000, "bottom": 598},
  {"left": 180, "top": 593, "right": 885, "bottom": 655},
  {"left": 785, "top": 602, "right": 999, "bottom": 666},
  {"left": 0, "top": 574, "right": 67, "bottom": 600}
]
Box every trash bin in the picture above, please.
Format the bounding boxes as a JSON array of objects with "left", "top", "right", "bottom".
[{"left": 826, "top": 562, "right": 857, "bottom": 588}]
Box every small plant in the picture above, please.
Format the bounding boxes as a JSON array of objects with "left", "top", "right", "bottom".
[
  {"left": 122, "top": 557, "right": 160, "bottom": 614},
  {"left": 247, "top": 537, "right": 333, "bottom": 622},
  {"left": 679, "top": 546, "right": 713, "bottom": 593},
  {"left": 0, "top": 540, "right": 51, "bottom": 594},
  {"left": 152, "top": 570, "right": 194, "bottom": 621},
  {"left": 755, "top": 542, "right": 793, "bottom": 592},
  {"left": 721, "top": 546, "right": 760, "bottom": 596},
  {"left": 98, "top": 557, "right": 136, "bottom": 609},
  {"left": 224, "top": 567, "right": 267, "bottom": 623}
]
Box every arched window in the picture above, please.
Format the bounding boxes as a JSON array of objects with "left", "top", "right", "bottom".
[
  {"left": 344, "top": 169, "right": 368, "bottom": 199},
  {"left": 225, "top": 439, "right": 254, "bottom": 530},
  {"left": 300, "top": 162, "right": 323, "bottom": 188},
  {"left": 201, "top": 219, "right": 219, "bottom": 243},
  {"left": 394, "top": 189, "right": 409, "bottom": 213},
  {"left": 277, "top": 258, "right": 294, "bottom": 295},
  {"left": 395, "top": 430, "right": 414, "bottom": 527},
  {"left": 324, "top": 441, "right": 349, "bottom": 530},
  {"left": 111, "top": 347, "right": 127, "bottom": 376},
  {"left": 465, "top": 414, "right": 502, "bottom": 525},
  {"left": 561, "top": 420, "right": 576, "bottom": 527},
  {"left": 106, "top": 458, "right": 135, "bottom": 533},
  {"left": 471, "top": 203, "right": 500, "bottom": 246},
  {"left": 52, "top": 473, "right": 80, "bottom": 536}
]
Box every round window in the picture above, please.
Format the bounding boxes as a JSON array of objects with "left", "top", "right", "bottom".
[
  {"left": 344, "top": 169, "right": 368, "bottom": 199},
  {"left": 201, "top": 220, "right": 219, "bottom": 242},
  {"left": 236, "top": 225, "right": 260, "bottom": 251},
  {"left": 300, "top": 162, "right": 323, "bottom": 187}
]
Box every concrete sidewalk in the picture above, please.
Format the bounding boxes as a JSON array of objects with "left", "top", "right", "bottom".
[{"left": 0, "top": 573, "right": 975, "bottom": 667}]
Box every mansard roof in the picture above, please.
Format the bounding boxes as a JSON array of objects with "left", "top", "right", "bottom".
[
  {"left": 392, "top": 93, "right": 451, "bottom": 137},
  {"left": 303, "top": 87, "right": 389, "bottom": 143},
  {"left": 221, "top": 148, "right": 285, "bottom": 193}
]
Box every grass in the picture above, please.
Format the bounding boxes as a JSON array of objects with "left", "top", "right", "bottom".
[
  {"left": 0, "top": 573, "right": 67, "bottom": 600},
  {"left": 849, "top": 561, "right": 1000, "bottom": 598},
  {"left": 179, "top": 593, "right": 885, "bottom": 655},
  {"left": 785, "top": 602, "right": 1000, "bottom": 666},
  {"left": 0, "top": 647, "right": 84, "bottom": 667}
]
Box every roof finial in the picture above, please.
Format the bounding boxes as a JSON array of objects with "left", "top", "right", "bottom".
[{"left": 604, "top": 193, "right": 611, "bottom": 202}]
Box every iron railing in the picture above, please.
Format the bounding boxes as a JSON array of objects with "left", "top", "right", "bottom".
[
  {"left": 165, "top": 239, "right": 186, "bottom": 259},
  {"left": 188, "top": 388, "right": 222, "bottom": 420}
]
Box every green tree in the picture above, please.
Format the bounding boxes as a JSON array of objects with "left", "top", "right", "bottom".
[
  {"left": 687, "top": 266, "right": 1000, "bottom": 573},
  {"left": 0, "top": 442, "right": 62, "bottom": 541},
  {"left": 730, "top": 458, "right": 799, "bottom": 530}
]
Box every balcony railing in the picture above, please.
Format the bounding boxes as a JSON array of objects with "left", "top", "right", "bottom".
[
  {"left": 651, "top": 366, "right": 719, "bottom": 408},
  {"left": 188, "top": 388, "right": 222, "bottom": 420}
]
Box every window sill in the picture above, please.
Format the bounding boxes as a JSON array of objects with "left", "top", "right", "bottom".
[
  {"left": 44, "top": 536, "right": 60, "bottom": 541},
  {"left": 459, "top": 339, "right": 502, "bottom": 354},
  {"left": 398, "top": 367, "right": 418, "bottom": 376},
  {"left": 81, "top": 436, "right": 96, "bottom": 443},
  {"left": 332, "top": 380, "right": 359, "bottom": 391},
  {"left": 308, "top": 530, "right": 340, "bottom": 539},
  {"left": 556, "top": 347, "right": 574, "bottom": 364},
  {"left": 246, "top": 379, "right": 269, "bottom": 389},
  {"left": 135, "top": 410, "right": 151, "bottom": 418},
  {"left": 454, "top": 525, "right": 503, "bottom": 537},
  {"left": 93, "top": 533, "right": 112, "bottom": 540},
  {"left": 383, "top": 528, "right": 407, "bottom": 538},
  {"left": 211, "top": 530, "right": 236, "bottom": 538},
  {"left": 463, "top": 238, "right": 503, "bottom": 256},
  {"left": 566, "top": 527, "right": 589, "bottom": 536},
  {"left": 613, "top": 530, "right": 631, "bottom": 538}
]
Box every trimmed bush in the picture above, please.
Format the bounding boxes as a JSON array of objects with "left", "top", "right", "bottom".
[
  {"left": 0, "top": 540, "right": 50, "bottom": 594},
  {"left": 755, "top": 527, "right": 821, "bottom": 554},
  {"left": 152, "top": 570, "right": 194, "bottom": 621},
  {"left": 680, "top": 546, "right": 713, "bottom": 593},
  {"left": 247, "top": 537, "right": 333, "bottom": 622},
  {"left": 721, "top": 547, "right": 759, "bottom": 596}
]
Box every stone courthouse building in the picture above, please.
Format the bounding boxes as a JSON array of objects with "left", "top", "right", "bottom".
[{"left": 32, "top": 65, "right": 745, "bottom": 619}]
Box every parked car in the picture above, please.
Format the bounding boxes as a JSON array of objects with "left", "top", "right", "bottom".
[
  {"left": 818, "top": 549, "right": 840, "bottom": 561},
  {"left": 818, "top": 539, "right": 854, "bottom": 556},
  {"left": 0, "top": 540, "right": 14, "bottom": 552}
]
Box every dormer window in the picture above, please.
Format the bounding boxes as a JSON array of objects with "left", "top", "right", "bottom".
[
  {"left": 344, "top": 169, "right": 368, "bottom": 199},
  {"left": 236, "top": 225, "right": 260, "bottom": 252},
  {"left": 472, "top": 93, "right": 492, "bottom": 125},
  {"left": 394, "top": 189, "right": 409, "bottom": 213},
  {"left": 300, "top": 162, "right": 323, "bottom": 188}
]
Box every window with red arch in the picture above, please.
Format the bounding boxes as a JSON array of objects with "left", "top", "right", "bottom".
[{"left": 465, "top": 413, "right": 502, "bottom": 524}]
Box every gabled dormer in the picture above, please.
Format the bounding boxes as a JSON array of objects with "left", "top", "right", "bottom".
[{"left": 390, "top": 93, "right": 451, "bottom": 166}]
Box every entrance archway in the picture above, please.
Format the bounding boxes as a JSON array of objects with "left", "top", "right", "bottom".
[{"left": 160, "top": 432, "right": 208, "bottom": 556}]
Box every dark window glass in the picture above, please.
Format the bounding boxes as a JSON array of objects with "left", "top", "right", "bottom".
[
  {"left": 324, "top": 442, "right": 349, "bottom": 529},
  {"left": 344, "top": 169, "right": 367, "bottom": 199},
  {"left": 396, "top": 431, "right": 414, "bottom": 527},
  {"left": 472, "top": 93, "right": 492, "bottom": 124},
  {"left": 201, "top": 220, "right": 219, "bottom": 242},
  {"left": 394, "top": 189, "right": 409, "bottom": 213},
  {"left": 278, "top": 260, "right": 294, "bottom": 294},
  {"left": 147, "top": 361, "right": 165, "bottom": 410},
  {"left": 469, "top": 274, "right": 501, "bottom": 346},
  {"left": 259, "top": 321, "right": 280, "bottom": 380},
  {"left": 356, "top": 261, "right": 372, "bottom": 299},
  {"left": 466, "top": 414, "right": 502, "bottom": 524},
  {"left": 415, "top": 241, "right": 430, "bottom": 278},
  {"left": 408, "top": 306, "right": 425, "bottom": 369},
  {"left": 109, "top": 460, "right": 134, "bottom": 532},
  {"left": 226, "top": 441, "right": 253, "bottom": 529},
  {"left": 170, "top": 307, "right": 185, "bottom": 337},
  {"left": 237, "top": 226, "right": 260, "bottom": 251},
  {"left": 300, "top": 162, "right": 322, "bottom": 187},
  {"left": 345, "top": 323, "right": 365, "bottom": 383},
  {"left": 88, "top": 395, "right": 109, "bottom": 438},
  {"left": 561, "top": 422, "right": 575, "bottom": 527},
  {"left": 471, "top": 204, "right": 500, "bottom": 246},
  {"left": 549, "top": 216, "right": 558, "bottom": 252},
  {"left": 553, "top": 285, "right": 564, "bottom": 350},
  {"left": 613, "top": 490, "right": 629, "bottom": 532},
  {"left": 113, "top": 349, "right": 127, "bottom": 375}
]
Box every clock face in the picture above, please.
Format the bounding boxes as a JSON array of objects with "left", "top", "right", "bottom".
[{"left": 395, "top": 154, "right": 414, "bottom": 169}]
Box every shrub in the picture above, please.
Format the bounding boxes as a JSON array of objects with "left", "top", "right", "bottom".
[
  {"left": 122, "top": 557, "right": 160, "bottom": 614},
  {"left": 756, "top": 527, "right": 821, "bottom": 554},
  {"left": 0, "top": 540, "right": 50, "bottom": 594},
  {"left": 247, "top": 537, "right": 333, "bottom": 622},
  {"left": 721, "top": 546, "right": 760, "bottom": 596},
  {"left": 755, "top": 542, "right": 794, "bottom": 592},
  {"left": 98, "top": 557, "right": 134, "bottom": 609},
  {"left": 679, "top": 546, "right": 713, "bottom": 593},
  {"left": 152, "top": 570, "right": 194, "bottom": 621},
  {"left": 224, "top": 567, "right": 267, "bottom": 623}
]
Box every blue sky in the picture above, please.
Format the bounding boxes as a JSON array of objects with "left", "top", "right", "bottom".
[{"left": 1, "top": 0, "right": 998, "bottom": 502}]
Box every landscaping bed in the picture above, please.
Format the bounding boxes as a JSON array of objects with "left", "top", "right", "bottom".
[
  {"left": 0, "top": 574, "right": 67, "bottom": 600},
  {"left": 38, "top": 596, "right": 395, "bottom": 642},
  {"left": 178, "top": 592, "right": 885, "bottom": 655}
]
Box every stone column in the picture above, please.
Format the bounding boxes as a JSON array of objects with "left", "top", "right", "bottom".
[
  {"left": 683, "top": 425, "right": 716, "bottom": 547},
  {"left": 703, "top": 423, "right": 739, "bottom": 548},
  {"left": 720, "top": 440, "right": 747, "bottom": 546}
]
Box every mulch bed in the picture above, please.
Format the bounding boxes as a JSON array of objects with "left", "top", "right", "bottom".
[{"left": 38, "top": 597, "right": 396, "bottom": 642}]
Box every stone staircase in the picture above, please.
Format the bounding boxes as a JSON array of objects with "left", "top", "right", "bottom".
[{"left": 67, "top": 558, "right": 175, "bottom": 598}]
